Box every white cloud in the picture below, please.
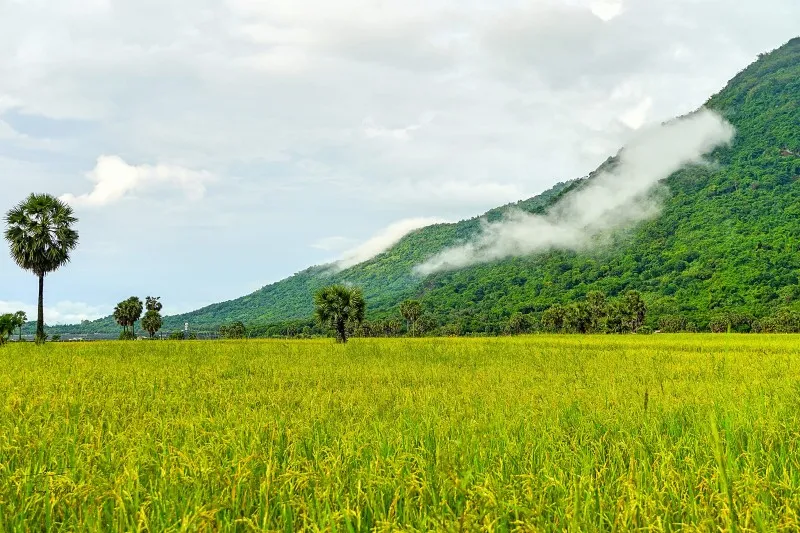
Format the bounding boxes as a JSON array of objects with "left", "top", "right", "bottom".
[
  {"left": 0, "top": 0, "right": 797, "bottom": 316},
  {"left": 60, "top": 155, "right": 213, "bottom": 207},
  {"left": 417, "top": 109, "right": 735, "bottom": 275},
  {"left": 0, "top": 300, "right": 106, "bottom": 325},
  {"left": 362, "top": 112, "right": 437, "bottom": 141},
  {"left": 363, "top": 119, "right": 420, "bottom": 142},
  {"left": 620, "top": 96, "right": 653, "bottom": 129},
  {"left": 0, "top": 119, "right": 24, "bottom": 140},
  {"left": 335, "top": 217, "right": 448, "bottom": 270},
  {"left": 591, "top": 0, "right": 625, "bottom": 21},
  {"left": 311, "top": 236, "right": 355, "bottom": 252},
  {"left": 376, "top": 181, "right": 525, "bottom": 209}
]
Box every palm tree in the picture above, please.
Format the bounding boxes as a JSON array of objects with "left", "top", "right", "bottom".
[
  {"left": 4, "top": 194, "right": 79, "bottom": 344},
  {"left": 622, "top": 290, "right": 647, "bottom": 333},
  {"left": 113, "top": 300, "right": 130, "bottom": 338},
  {"left": 145, "top": 296, "right": 163, "bottom": 313},
  {"left": 12, "top": 311, "right": 27, "bottom": 341},
  {"left": 142, "top": 296, "right": 164, "bottom": 339},
  {"left": 114, "top": 297, "right": 143, "bottom": 339},
  {"left": 399, "top": 300, "right": 422, "bottom": 337},
  {"left": 314, "top": 285, "right": 366, "bottom": 343}
]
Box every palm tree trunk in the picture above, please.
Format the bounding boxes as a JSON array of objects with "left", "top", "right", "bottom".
[
  {"left": 337, "top": 319, "right": 346, "bottom": 343},
  {"left": 36, "top": 274, "right": 45, "bottom": 344}
]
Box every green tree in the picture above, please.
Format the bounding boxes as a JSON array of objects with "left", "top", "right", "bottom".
[
  {"left": 12, "top": 311, "right": 27, "bottom": 341},
  {"left": 4, "top": 194, "right": 79, "bottom": 344},
  {"left": 564, "top": 302, "right": 591, "bottom": 334},
  {"left": 220, "top": 321, "right": 247, "bottom": 339},
  {"left": 541, "top": 304, "right": 566, "bottom": 333},
  {"left": 0, "top": 314, "right": 14, "bottom": 346},
  {"left": 314, "top": 285, "right": 366, "bottom": 343},
  {"left": 505, "top": 312, "right": 533, "bottom": 335},
  {"left": 440, "top": 322, "right": 463, "bottom": 337},
  {"left": 585, "top": 291, "right": 608, "bottom": 333},
  {"left": 382, "top": 319, "right": 402, "bottom": 337},
  {"left": 114, "top": 297, "right": 143, "bottom": 340},
  {"left": 141, "top": 297, "right": 164, "bottom": 339},
  {"left": 417, "top": 314, "right": 438, "bottom": 337},
  {"left": 605, "top": 301, "right": 627, "bottom": 334},
  {"left": 399, "top": 300, "right": 422, "bottom": 337},
  {"left": 622, "top": 291, "right": 647, "bottom": 333},
  {"left": 757, "top": 308, "right": 800, "bottom": 333},
  {"left": 658, "top": 315, "right": 688, "bottom": 333}
]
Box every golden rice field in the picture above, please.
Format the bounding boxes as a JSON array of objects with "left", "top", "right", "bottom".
[{"left": 1, "top": 335, "right": 800, "bottom": 531}]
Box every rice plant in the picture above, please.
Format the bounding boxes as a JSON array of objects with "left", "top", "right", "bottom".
[{"left": 0, "top": 335, "right": 799, "bottom": 531}]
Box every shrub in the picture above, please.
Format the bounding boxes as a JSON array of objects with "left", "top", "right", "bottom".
[{"left": 659, "top": 315, "right": 688, "bottom": 333}]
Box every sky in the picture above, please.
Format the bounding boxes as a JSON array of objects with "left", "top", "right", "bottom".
[{"left": 0, "top": 0, "right": 798, "bottom": 324}]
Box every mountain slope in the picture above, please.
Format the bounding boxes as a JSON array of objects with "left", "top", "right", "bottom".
[{"left": 60, "top": 38, "right": 800, "bottom": 335}]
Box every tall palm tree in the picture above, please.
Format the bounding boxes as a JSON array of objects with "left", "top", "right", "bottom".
[
  {"left": 113, "top": 297, "right": 143, "bottom": 339},
  {"left": 399, "top": 299, "right": 422, "bottom": 337},
  {"left": 4, "top": 194, "right": 79, "bottom": 344},
  {"left": 314, "top": 285, "right": 366, "bottom": 343}
]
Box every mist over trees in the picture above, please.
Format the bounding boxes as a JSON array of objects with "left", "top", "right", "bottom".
[{"left": 92, "top": 39, "right": 799, "bottom": 341}]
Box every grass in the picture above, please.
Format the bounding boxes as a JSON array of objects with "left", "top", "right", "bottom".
[{"left": 1, "top": 335, "right": 800, "bottom": 531}]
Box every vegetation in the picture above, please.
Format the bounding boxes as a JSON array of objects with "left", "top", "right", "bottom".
[
  {"left": 0, "top": 311, "right": 29, "bottom": 343},
  {"left": 113, "top": 297, "right": 143, "bottom": 340},
  {"left": 141, "top": 297, "right": 164, "bottom": 339},
  {"left": 399, "top": 299, "right": 422, "bottom": 336},
  {"left": 220, "top": 321, "right": 247, "bottom": 339},
  {"left": 0, "top": 336, "right": 799, "bottom": 529},
  {"left": 4, "top": 194, "right": 79, "bottom": 343},
  {"left": 314, "top": 285, "right": 366, "bottom": 343},
  {"left": 12, "top": 311, "right": 26, "bottom": 341},
  {"left": 42, "top": 37, "right": 800, "bottom": 338},
  {"left": 0, "top": 314, "right": 14, "bottom": 345}
]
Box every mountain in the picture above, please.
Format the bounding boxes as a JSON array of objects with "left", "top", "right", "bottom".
[{"left": 57, "top": 38, "right": 800, "bottom": 336}]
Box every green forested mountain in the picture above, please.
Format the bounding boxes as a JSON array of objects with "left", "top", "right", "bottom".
[{"left": 59, "top": 37, "right": 800, "bottom": 335}]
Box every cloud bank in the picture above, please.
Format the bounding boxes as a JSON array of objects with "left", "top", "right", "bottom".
[
  {"left": 60, "top": 155, "right": 212, "bottom": 207},
  {"left": 0, "top": 300, "right": 106, "bottom": 325},
  {"left": 335, "top": 217, "right": 447, "bottom": 270},
  {"left": 416, "top": 109, "right": 735, "bottom": 275},
  {"left": 1, "top": 0, "right": 796, "bottom": 317}
]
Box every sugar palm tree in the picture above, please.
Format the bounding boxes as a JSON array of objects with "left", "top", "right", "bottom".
[
  {"left": 114, "top": 297, "right": 143, "bottom": 340},
  {"left": 314, "top": 285, "right": 366, "bottom": 343},
  {"left": 4, "top": 194, "right": 79, "bottom": 344},
  {"left": 141, "top": 296, "right": 164, "bottom": 339},
  {"left": 399, "top": 299, "right": 422, "bottom": 337}
]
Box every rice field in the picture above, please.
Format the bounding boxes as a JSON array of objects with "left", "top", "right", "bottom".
[{"left": 1, "top": 335, "right": 800, "bottom": 531}]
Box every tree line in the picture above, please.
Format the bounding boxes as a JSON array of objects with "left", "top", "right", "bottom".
[
  {"left": 0, "top": 311, "right": 27, "bottom": 345},
  {"left": 308, "top": 287, "right": 649, "bottom": 342},
  {"left": 306, "top": 285, "right": 800, "bottom": 341},
  {"left": 4, "top": 193, "right": 800, "bottom": 343}
]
